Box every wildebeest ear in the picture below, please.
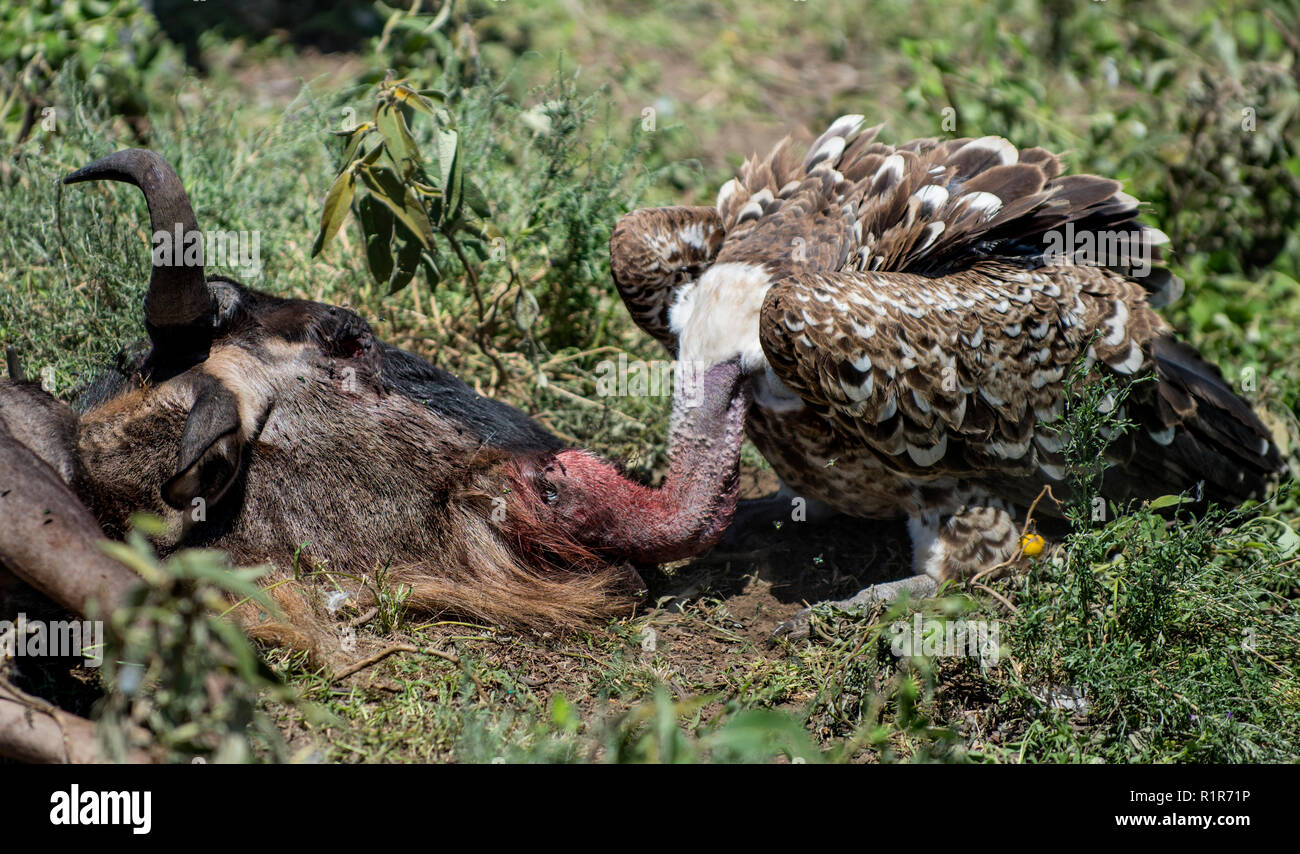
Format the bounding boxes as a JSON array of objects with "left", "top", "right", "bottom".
[{"left": 162, "top": 378, "right": 245, "bottom": 511}]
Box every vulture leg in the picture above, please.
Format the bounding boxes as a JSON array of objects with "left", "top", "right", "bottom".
[
  {"left": 771, "top": 503, "right": 1021, "bottom": 640},
  {"left": 773, "top": 573, "right": 939, "bottom": 640},
  {"left": 908, "top": 504, "right": 1023, "bottom": 581}
]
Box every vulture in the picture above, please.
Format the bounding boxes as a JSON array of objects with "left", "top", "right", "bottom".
[{"left": 598, "top": 115, "right": 1284, "bottom": 629}]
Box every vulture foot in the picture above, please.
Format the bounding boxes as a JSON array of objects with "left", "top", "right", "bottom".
[
  {"left": 771, "top": 573, "right": 939, "bottom": 641},
  {"left": 771, "top": 504, "right": 1027, "bottom": 640}
]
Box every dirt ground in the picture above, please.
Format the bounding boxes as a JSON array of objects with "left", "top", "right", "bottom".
[{"left": 283, "top": 463, "right": 921, "bottom": 762}]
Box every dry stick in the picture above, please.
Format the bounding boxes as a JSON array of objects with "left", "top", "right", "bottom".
[
  {"left": 331, "top": 643, "right": 486, "bottom": 695},
  {"left": 964, "top": 486, "right": 1063, "bottom": 613},
  {"left": 330, "top": 643, "right": 415, "bottom": 680},
  {"left": 541, "top": 346, "right": 622, "bottom": 370},
  {"left": 970, "top": 581, "right": 1020, "bottom": 614},
  {"left": 543, "top": 382, "right": 644, "bottom": 424},
  {"left": 970, "top": 485, "right": 1062, "bottom": 588},
  {"left": 347, "top": 606, "right": 379, "bottom": 629},
  {"left": 1226, "top": 650, "right": 1264, "bottom": 721},
  {"left": 0, "top": 680, "right": 154, "bottom": 764}
]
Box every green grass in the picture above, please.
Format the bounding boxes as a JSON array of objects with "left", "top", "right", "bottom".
[{"left": 1, "top": 0, "right": 1298, "bottom": 763}]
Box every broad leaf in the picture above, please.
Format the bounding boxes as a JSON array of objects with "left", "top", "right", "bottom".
[
  {"left": 310, "top": 167, "right": 357, "bottom": 257},
  {"left": 358, "top": 194, "right": 395, "bottom": 285},
  {"left": 388, "top": 221, "right": 426, "bottom": 295},
  {"left": 357, "top": 163, "right": 436, "bottom": 250}
]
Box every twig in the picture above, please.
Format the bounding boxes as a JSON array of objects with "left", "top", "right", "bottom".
[
  {"left": 1227, "top": 651, "right": 1264, "bottom": 720},
  {"left": 348, "top": 606, "right": 379, "bottom": 628},
  {"left": 543, "top": 382, "right": 644, "bottom": 425},
  {"left": 970, "top": 485, "right": 1062, "bottom": 587},
  {"left": 971, "top": 581, "right": 1020, "bottom": 613},
  {"left": 540, "top": 346, "right": 623, "bottom": 370},
  {"left": 331, "top": 642, "right": 486, "bottom": 695},
  {"left": 332, "top": 642, "right": 417, "bottom": 680}
]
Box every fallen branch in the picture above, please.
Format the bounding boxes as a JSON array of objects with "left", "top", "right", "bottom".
[
  {"left": 0, "top": 428, "right": 140, "bottom": 619},
  {"left": 331, "top": 642, "right": 486, "bottom": 696},
  {"left": 347, "top": 606, "right": 379, "bottom": 629},
  {"left": 0, "top": 680, "right": 154, "bottom": 764}
]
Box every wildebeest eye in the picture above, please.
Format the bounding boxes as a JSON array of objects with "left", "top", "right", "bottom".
[
  {"left": 315, "top": 306, "right": 375, "bottom": 360},
  {"left": 539, "top": 478, "right": 559, "bottom": 505},
  {"left": 338, "top": 333, "right": 368, "bottom": 359}
]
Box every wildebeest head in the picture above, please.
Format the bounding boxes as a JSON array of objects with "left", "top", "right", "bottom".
[{"left": 56, "top": 149, "right": 746, "bottom": 649}]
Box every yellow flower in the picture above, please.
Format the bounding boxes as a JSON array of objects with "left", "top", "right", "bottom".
[{"left": 1020, "top": 533, "right": 1046, "bottom": 557}]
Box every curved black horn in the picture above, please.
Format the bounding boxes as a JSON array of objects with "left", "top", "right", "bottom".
[{"left": 63, "top": 149, "right": 213, "bottom": 362}]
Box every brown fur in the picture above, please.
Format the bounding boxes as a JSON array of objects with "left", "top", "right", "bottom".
[
  {"left": 57, "top": 337, "right": 640, "bottom": 663},
  {"left": 1, "top": 148, "right": 658, "bottom": 672}
]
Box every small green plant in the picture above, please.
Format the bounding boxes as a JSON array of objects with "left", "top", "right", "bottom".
[
  {"left": 313, "top": 71, "right": 497, "bottom": 298},
  {"left": 0, "top": 0, "right": 182, "bottom": 142},
  {"left": 368, "top": 563, "right": 413, "bottom": 635},
  {"left": 793, "top": 595, "right": 979, "bottom": 763},
  {"left": 94, "top": 514, "right": 302, "bottom": 763},
  {"left": 1003, "top": 371, "right": 1300, "bottom": 762},
  {"left": 599, "top": 686, "right": 825, "bottom": 764},
  {"left": 1037, "top": 353, "right": 1148, "bottom": 621}
]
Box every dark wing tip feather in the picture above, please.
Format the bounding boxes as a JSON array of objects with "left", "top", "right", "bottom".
[{"left": 1147, "top": 334, "right": 1284, "bottom": 503}]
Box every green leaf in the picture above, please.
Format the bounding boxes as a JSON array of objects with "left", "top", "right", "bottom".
[
  {"left": 461, "top": 176, "right": 492, "bottom": 219},
  {"left": 419, "top": 254, "right": 443, "bottom": 290},
  {"left": 310, "top": 167, "right": 357, "bottom": 257},
  {"left": 99, "top": 540, "right": 163, "bottom": 586},
  {"left": 393, "top": 83, "right": 437, "bottom": 116},
  {"left": 1148, "top": 494, "right": 1193, "bottom": 511},
  {"left": 435, "top": 128, "right": 463, "bottom": 223},
  {"left": 357, "top": 163, "right": 436, "bottom": 250},
  {"left": 334, "top": 122, "right": 376, "bottom": 167},
  {"left": 388, "top": 221, "right": 426, "bottom": 294},
  {"left": 376, "top": 102, "right": 421, "bottom": 180},
  {"left": 358, "top": 194, "right": 395, "bottom": 285},
  {"left": 207, "top": 617, "right": 264, "bottom": 681},
  {"left": 703, "top": 709, "right": 825, "bottom": 763},
  {"left": 513, "top": 287, "right": 540, "bottom": 332}
]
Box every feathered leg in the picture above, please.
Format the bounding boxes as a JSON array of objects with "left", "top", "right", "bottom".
[{"left": 772, "top": 501, "right": 1022, "bottom": 639}]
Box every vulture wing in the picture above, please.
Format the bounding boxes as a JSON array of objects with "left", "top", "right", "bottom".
[
  {"left": 610, "top": 205, "right": 724, "bottom": 353},
  {"left": 759, "top": 265, "right": 1279, "bottom": 507}
]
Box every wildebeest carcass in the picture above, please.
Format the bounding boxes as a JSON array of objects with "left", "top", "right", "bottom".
[{"left": 0, "top": 149, "right": 748, "bottom": 666}]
